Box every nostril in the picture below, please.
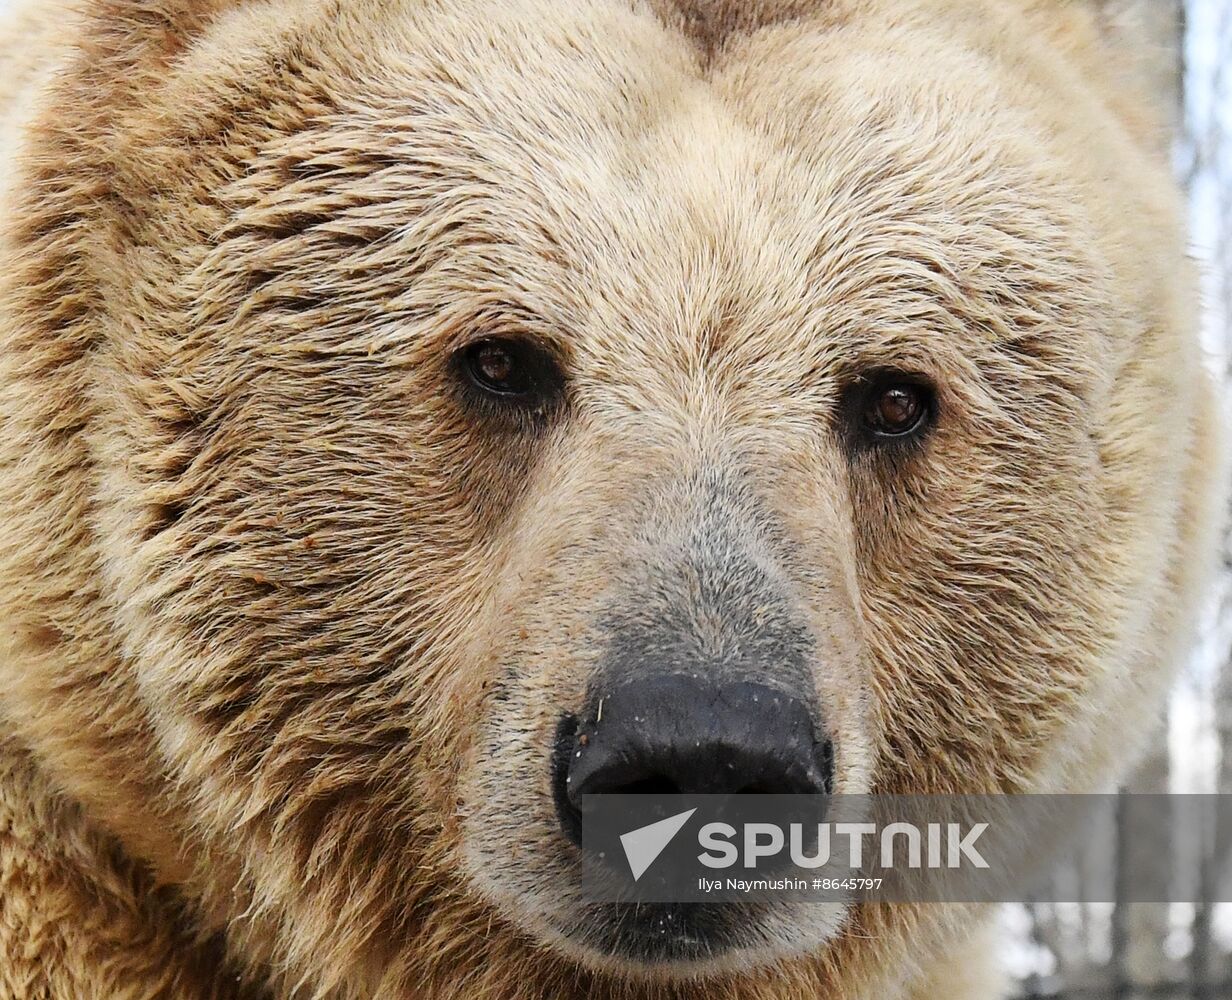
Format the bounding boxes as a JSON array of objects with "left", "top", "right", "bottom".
[
  {"left": 551, "top": 713, "right": 583, "bottom": 846},
  {"left": 610, "top": 776, "right": 681, "bottom": 796}
]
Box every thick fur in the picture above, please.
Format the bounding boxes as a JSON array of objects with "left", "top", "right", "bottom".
[{"left": 0, "top": 1, "right": 1223, "bottom": 998}]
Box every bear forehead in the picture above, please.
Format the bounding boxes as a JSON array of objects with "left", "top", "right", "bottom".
[
  {"left": 171, "top": 0, "right": 1099, "bottom": 390},
  {"left": 351, "top": 2, "right": 1081, "bottom": 355},
  {"left": 644, "top": 0, "right": 837, "bottom": 58}
]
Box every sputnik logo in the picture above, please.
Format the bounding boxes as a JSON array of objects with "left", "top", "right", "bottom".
[{"left": 619, "top": 808, "right": 697, "bottom": 881}]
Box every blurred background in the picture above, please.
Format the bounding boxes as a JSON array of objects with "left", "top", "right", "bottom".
[{"left": 1005, "top": 2, "right": 1232, "bottom": 996}]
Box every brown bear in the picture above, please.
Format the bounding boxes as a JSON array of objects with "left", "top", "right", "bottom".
[{"left": 0, "top": 0, "right": 1224, "bottom": 997}]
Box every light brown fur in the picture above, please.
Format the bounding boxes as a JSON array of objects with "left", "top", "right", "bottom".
[{"left": 0, "top": 1, "right": 1223, "bottom": 998}]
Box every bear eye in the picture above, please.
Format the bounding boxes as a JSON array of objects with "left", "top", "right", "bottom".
[
  {"left": 458, "top": 337, "right": 557, "bottom": 400},
  {"left": 453, "top": 336, "right": 564, "bottom": 419},
  {"left": 858, "top": 376, "right": 934, "bottom": 440},
  {"left": 463, "top": 339, "right": 531, "bottom": 396}
]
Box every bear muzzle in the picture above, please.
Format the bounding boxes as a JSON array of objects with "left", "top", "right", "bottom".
[{"left": 552, "top": 674, "right": 833, "bottom": 847}]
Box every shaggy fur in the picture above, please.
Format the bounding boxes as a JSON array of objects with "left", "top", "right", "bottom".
[{"left": 0, "top": 0, "right": 1223, "bottom": 998}]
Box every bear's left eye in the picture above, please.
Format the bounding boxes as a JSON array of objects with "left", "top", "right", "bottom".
[
  {"left": 457, "top": 337, "right": 561, "bottom": 405},
  {"left": 865, "top": 383, "right": 929, "bottom": 437},
  {"left": 464, "top": 339, "right": 531, "bottom": 396},
  {"left": 846, "top": 372, "right": 936, "bottom": 445}
]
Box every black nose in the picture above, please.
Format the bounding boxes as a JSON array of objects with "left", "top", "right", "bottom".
[{"left": 553, "top": 675, "right": 833, "bottom": 845}]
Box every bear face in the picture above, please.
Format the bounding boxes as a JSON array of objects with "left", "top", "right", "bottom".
[{"left": 0, "top": 0, "right": 1217, "bottom": 996}]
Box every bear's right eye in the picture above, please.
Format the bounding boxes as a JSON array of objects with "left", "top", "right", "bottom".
[{"left": 455, "top": 337, "right": 563, "bottom": 413}]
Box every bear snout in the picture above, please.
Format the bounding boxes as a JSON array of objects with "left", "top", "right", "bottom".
[{"left": 552, "top": 675, "right": 834, "bottom": 846}]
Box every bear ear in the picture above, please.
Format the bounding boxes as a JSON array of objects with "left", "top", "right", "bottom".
[
  {"left": 46, "top": 0, "right": 246, "bottom": 139},
  {"left": 80, "top": 0, "right": 241, "bottom": 82},
  {"left": 1028, "top": 0, "right": 1182, "bottom": 151},
  {"left": 1089, "top": 0, "right": 1183, "bottom": 113},
  {"left": 1091, "top": 0, "right": 1184, "bottom": 150}
]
